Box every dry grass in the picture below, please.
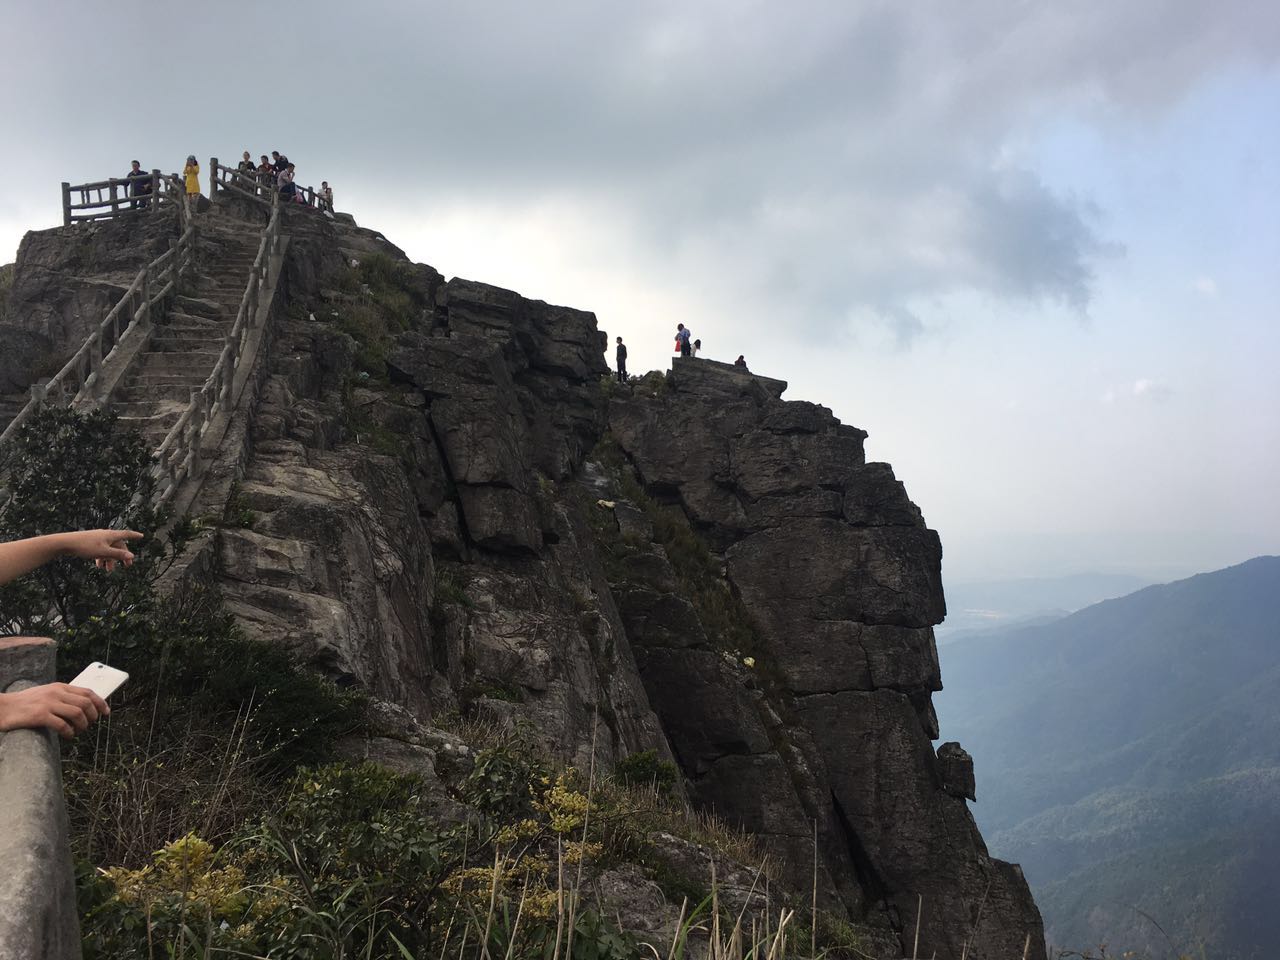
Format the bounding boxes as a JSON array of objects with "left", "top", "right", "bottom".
[{"left": 66, "top": 699, "right": 274, "bottom": 868}]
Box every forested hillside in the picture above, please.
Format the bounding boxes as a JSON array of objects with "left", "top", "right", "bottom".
[{"left": 937, "top": 556, "right": 1280, "bottom": 959}]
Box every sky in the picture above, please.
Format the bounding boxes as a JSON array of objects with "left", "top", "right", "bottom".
[{"left": 2, "top": 0, "right": 1278, "bottom": 584}]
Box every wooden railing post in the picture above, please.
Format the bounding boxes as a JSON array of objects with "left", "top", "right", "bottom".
[
  {"left": 150, "top": 169, "right": 161, "bottom": 214},
  {"left": 139, "top": 265, "right": 151, "bottom": 329},
  {"left": 29, "top": 382, "right": 46, "bottom": 409},
  {"left": 209, "top": 157, "right": 218, "bottom": 198},
  {"left": 61, "top": 182, "right": 71, "bottom": 227}
]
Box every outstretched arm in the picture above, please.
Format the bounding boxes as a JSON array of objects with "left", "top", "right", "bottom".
[
  {"left": 0, "top": 530, "right": 144, "bottom": 585},
  {"left": 0, "top": 684, "right": 109, "bottom": 738}
]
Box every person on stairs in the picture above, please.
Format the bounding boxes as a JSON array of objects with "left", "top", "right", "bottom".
[
  {"left": 615, "top": 336, "right": 628, "bottom": 383},
  {"left": 0, "top": 530, "right": 142, "bottom": 739}
]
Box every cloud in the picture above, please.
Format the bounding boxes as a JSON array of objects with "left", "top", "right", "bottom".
[
  {"left": 2, "top": 0, "right": 1276, "bottom": 345},
  {"left": 1132, "top": 378, "right": 1173, "bottom": 401},
  {"left": 1193, "top": 276, "right": 1219, "bottom": 297}
]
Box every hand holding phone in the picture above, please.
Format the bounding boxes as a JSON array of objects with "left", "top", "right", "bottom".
[{"left": 69, "top": 662, "right": 129, "bottom": 700}]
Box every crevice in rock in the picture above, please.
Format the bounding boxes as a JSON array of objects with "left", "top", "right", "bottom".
[
  {"left": 829, "top": 789, "right": 889, "bottom": 919},
  {"left": 422, "top": 403, "right": 476, "bottom": 555}
]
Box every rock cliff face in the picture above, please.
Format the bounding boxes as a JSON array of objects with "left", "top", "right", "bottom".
[
  {"left": 0, "top": 214, "right": 177, "bottom": 393},
  {"left": 7, "top": 202, "right": 1045, "bottom": 959},
  {"left": 606, "top": 361, "right": 1043, "bottom": 959}
]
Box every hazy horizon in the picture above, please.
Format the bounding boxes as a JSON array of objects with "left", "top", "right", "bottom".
[{"left": 2, "top": 1, "right": 1277, "bottom": 583}]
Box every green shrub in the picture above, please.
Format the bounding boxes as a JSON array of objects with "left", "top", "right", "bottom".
[
  {"left": 0, "top": 406, "right": 182, "bottom": 637},
  {"left": 464, "top": 744, "right": 547, "bottom": 821},
  {"left": 614, "top": 749, "right": 678, "bottom": 795}
]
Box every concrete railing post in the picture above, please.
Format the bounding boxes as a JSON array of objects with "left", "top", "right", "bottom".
[
  {"left": 209, "top": 157, "right": 218, "bottom": 199},
  {"left": 60, "top": 182, "right": 71, "bottom": 228},
  {"left": 0, "top": 637, "right": 82, "bottom": 960}
]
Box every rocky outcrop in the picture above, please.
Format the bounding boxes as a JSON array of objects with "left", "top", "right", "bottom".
[
  {"left": 606, "top": 358, "right": 1044, "bottom": 960},
  {"left": 0, "top": 213, "right": 179, "bottom": 393}
]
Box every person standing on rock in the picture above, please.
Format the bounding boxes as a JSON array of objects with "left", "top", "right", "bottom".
[
  {"left": 675, "top": 323, "right": 692, "bottom": 358},
  {"left": 615, "top": 336, "right": 628, "bottom": 382},
  {"left": 237, "top": 151, "right": 256, "bottom": 180},
  {"left": 125, "top": 160, "right": 151, "bottom": 210},
  {"left": 183, "top": 155, "right": 200, "bottom": 212},
  {"left": 319, "top": 181, "right": 334, "bottom": 213},
  {"left": 691, "top": 338, "right": 701, "bottom": 358},
  {"left": 734, "top": 355, "right": 747, "bottom": 369}
]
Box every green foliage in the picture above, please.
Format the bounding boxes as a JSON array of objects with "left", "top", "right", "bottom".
[
  {"left": 0, "top": 406, "right": 183, "bottom": 636},
  {"left": 434, "top": 568, "right": 474, "bottom": 610},
  {"left": 0, "top": 405, "right": 362, "bottom": 883},
  {"left": 221, "top": 480, "right": 255, "bottom": 528},
  {"left": 80, "top": 759, "right": 643, "bottom": 960},
  {"left": 464, "top": 744, "right": 547, "bottom": 821},
  {"left": 326, "top": 252, "right": 430, "bottom": 380},
  {"left": 613, "top": 749, "right": 678, "bottom": 795},
  {"left": 587, "top": 432, "right": 762, "bottom": 661}
]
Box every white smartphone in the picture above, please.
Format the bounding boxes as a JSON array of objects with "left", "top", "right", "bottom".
[{"left": 69, "top": 662, "right": 130, "bottom": 700}]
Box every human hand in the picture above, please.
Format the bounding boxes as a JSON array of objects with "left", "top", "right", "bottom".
[
  {"left": 60, "top": 529, "right": 144, "bottom": 571},
  {"left": 0, "top": 683, "right": 110, "bottom": 739}
]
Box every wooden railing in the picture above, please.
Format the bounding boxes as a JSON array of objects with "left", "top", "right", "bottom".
[
  {"left": 152, "top": 190, "right": 282, "bottom": 506},
  {"left": 0, "top": 223, "right": 197, "bottom": 448},
  {"left": 211, "top": 157, "right": 326, "bottom": 210},
  {"left": 209, "top": 160, "right": 274, "bottom": 206},
  {"left": 61, "top": 171, "right": 182, "bottom": 226}
]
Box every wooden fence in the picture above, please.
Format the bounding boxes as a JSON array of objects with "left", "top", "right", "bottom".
[
  {"left": 152, "top": 189, "right": 282, "bottom": 506},
  {"left": 211, "top": 157, "right": 325, "bottom": 210},
  {"left": 61, "top": 171, "right": 181, "bottom": 226},
  {"left": 0, "top": 223, "right": 198, "bottom": 448}
]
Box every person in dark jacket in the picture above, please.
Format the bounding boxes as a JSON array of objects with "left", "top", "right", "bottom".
[
  {"left": 734, "top": 355, "right": 747, "bottom": 369},
  {"left": 615, "top": 336, "right": 628, "bottom": 382},
  {"left": 125, "top": 160, "right": 152, "bottom": 210}
]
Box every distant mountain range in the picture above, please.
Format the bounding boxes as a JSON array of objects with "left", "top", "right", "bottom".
[
  {"left": 936, "top": 572, "right": 1149, "bottom": 641},
  {"left": 935, "top": 556, "right": 1280, "bottom": 960}
]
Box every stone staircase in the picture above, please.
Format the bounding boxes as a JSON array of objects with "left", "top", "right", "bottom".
[{"left": 108, "top": 215, "right": 261, "bottom": 446}]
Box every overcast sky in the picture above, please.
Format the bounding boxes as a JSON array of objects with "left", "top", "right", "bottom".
[{"left": 2, "top": 1, "right": 1278, "bottom": 583}]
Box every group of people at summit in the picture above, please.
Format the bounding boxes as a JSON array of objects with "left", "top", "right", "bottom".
[
  {"left": 613, "top": 323, "right": 748, "bottom": 383},
  {"left": 123, "top": 152, "right": 334, "bottom": 213}
]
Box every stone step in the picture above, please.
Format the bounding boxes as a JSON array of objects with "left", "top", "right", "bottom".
[
  {"left": 148, "top": 335, "right": 229, "bottom": 353},
  {"left": 115, "top": 382, "right": 206, "bottom": 403},
  {"left": 175, "top": 295, "right": 227, "bottom": 316},
  {"left": 162, "top": 317, "right": 230, "bottom": 332},
  {"left": 136, "top": 353, "right": 221, "bottom": 375},
  {"left": 112, "top": 399, "right": 191, "bottom": 420},
  {"left": 116, "top": 411, "right": 184, "bottom": 439}
]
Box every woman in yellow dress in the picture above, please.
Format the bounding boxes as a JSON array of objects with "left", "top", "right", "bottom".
[{"left": 183, "top": 155, "right": 200, "bottom": 211}]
